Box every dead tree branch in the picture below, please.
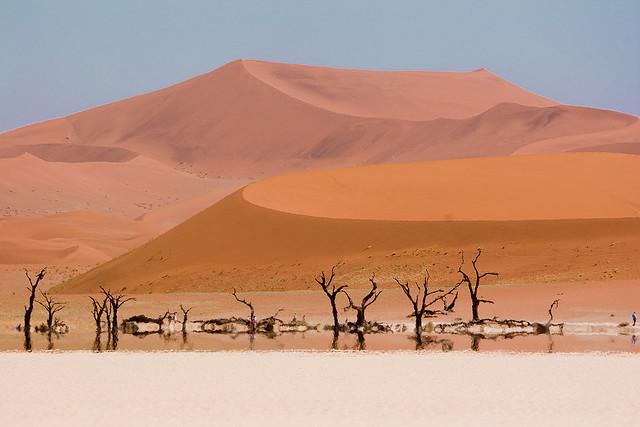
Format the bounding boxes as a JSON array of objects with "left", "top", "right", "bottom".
[
  {"left": 342, "top": 273, "right": 383, "bottom": 330},
  {"left": 23, "top": 267, "right": 46, "bottom": 351},
  {"left": 457, "top": 249, "right": 498, "bottom": 322},
  {"left": 315, "top": 264, "right": 348, "bottom": 336},
  {"left": 232, "top": 288, "right": 256, "bottom": 332}
]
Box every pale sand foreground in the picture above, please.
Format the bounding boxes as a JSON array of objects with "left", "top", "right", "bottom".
[{"left": 0, "top": 352, "right": 637, "bottom": 427}]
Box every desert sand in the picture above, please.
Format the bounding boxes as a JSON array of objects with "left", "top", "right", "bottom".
[
  {"left": 1, "top": 60, "right": 638, "bottom": 278},
  {"left": 244, "top": 152, "right": 640, "bottom": 221},
  {"left": 1, "top": 352, "right": 638, "bottom": 427},
  {"left": 2, "top": 60, "right": 636, "bottom": 179},
  {"left": 53, "top": 152, "right": 640, "bottom": 294}
]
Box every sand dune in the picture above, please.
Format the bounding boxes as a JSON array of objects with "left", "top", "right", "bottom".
[
  {"left": 1, "top": 60, "right": 637, "bottom": 274},
  {"left": 0, "top": 153, "right": 230, "bottom": 218},
  {"left": 2, "top": 60, "right": 634, "bottom": 179},
  {"left": 0, "top": 210, "right": 156, "bottom": 264},
  {"left": 0, "top": 154, "right": 245, "bottom": 265},
  {"left": 243, "top": 60, "right": 556, "bottom": 120},
  {"left": 54, "top": 153, "right": 640, "bottom": 294},
  {"left": 244, "top": 153, "right": 640, "bottom": 221}
]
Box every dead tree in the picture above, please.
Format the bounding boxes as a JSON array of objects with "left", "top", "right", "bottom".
[
  {"left": 179, "top": 304, "right": 193, "bottom": 331},
  {"left": 232, "top": 288, "right": 256, "bottom": 332},
  {"left": 179, "top": 305, "right": 193, "bottom": 345},
  {"left": 36, "top": 291, "right": 65, "bottom": 333},
  {"left": 315, "top": 265, "right": 348, "bottom": 336},
  {"left": 157, "top": 311, "right": 171, "bottom": 333},
  {"left": 457, "top": 249, "right": 498, "bottom": 322},
  {"left": 89, "top": 295, "right": 108, "bottom": 333},
  {"left": 101, "top": 287, "right": 135, "bottom": 337},
  {"left": 546, "top": 299, "right": 560, "bottom": 327},
  {"left": 342, "top": 273, "right": 382, "bottom": 330},
  {"left": 395, "top": 270, "right": 460, "bottom": 336},
  {"left": 23, "top": 268, "right": 46, "bottom": 351},
  {"left": 104, "top": 299, "right": 113, "bottom": 333}
]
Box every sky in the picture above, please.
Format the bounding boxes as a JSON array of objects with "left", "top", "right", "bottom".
[{"left": 1, "top": 0, "right": 639, "bottom": 131}]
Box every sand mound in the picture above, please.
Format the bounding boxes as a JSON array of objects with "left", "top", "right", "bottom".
[
  {"left": 0, "top": 210, "right": 156, "bottom": 264},
  {"left": 244, "top": 153, "right": 640, "bottom": 221},
  {"left": 0, "top": 143, "right": 138, "bottom": 162},
  {"left": 0, "top": 153, "right": 235, "bottom": 218},
  {"left": 54, "top": 153, "right": 640, "bottom": 294},
  {"left": 1, "top": 60, "right": 637, "bottom": 275},
  {"left": 243, "top": 60, "right": 556, "bottom": 120},
  {"left": 2, "top": 60, "right": 634, "bottom": 179}
]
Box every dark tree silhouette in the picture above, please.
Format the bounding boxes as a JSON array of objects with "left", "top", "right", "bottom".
[
  {"left": 342, "top": 273, "right": 382, "bottom": 330},
  {"left": 36, "top": 291, "right": 65, "bottom": 350},
  {"left": 232, "top": 288, "right": 256, "bottom": 332},
  {"left": 546, "top": 299, "right": 560, "bottom": 328},
  {"left": 180, "top": 305, "right": 193, "bottom": 346},
  {"left": 443, "top": 291, "right": 459, "bottom": 312},
  {"left": 179, "top": 304, "right": 193, "bottom": 327},
  {"left": 101, "top": 287, "right": 135, "bottom": 340},
  {"left": 23, "top": 268, "right": 46, "bottom": 351},
  {"left": 36, "top": 291, "right": 65, "bottom": 333},
  {"left": 395, "top": 270, "right": 460, "bottom": 343},
  {"left": 457, "top": 249, "right": 498, "bottom": 322},
  {"left": 89, "top": 295, "right": 108, "bottom": 333},
  {"left": 315, "top": 265, "right": 348, "bottom": 337}
]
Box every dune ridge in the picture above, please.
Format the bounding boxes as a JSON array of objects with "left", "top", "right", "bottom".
[{"left": 243, "top": 153, "right": 640, "bottom": 221}]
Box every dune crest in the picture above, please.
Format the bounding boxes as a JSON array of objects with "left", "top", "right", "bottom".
[
  {"left": 242, "top": 60, "right": 557, "bottom": 121},
  {"left": 243, "top": 153, "right": 640, "bottom": 221}
]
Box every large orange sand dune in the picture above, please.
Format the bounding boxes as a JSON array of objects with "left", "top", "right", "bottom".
[
  {"left": 54, "top": 152, "right": 640, "bottom": 294},
  {"left": 2, "top": 60, "right": 638, "bottom": 272}
]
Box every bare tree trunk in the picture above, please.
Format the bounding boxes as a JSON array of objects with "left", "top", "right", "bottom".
[
  {"left": 315, "top": 265, "right": 347, "bottom": 337},
  {"left": 395, "top": 272, "right": 460, "bottom": 345},
  {"left": 457, "top": 250, "right": 498, "bottom": 323},
  {"left": 100, "top": 287, "right": 134, "bottom": 349},
  {"left": 343, "top": 273, "right": 382, "bottom": 332},
  {"left": 232, "top": 289, "right": 256, "bottom": 333},
  {"left": 93, "top": 331, "right": 102, "bottom": 352},
  {"left": 23, "top": 268, "right": 47, "bottom": 351}
]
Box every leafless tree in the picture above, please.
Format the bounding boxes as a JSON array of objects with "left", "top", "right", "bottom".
[
  {"left": 36, "top": 291, "right": 65, "bottom": 350},
  {"left": 342, "top": 273, "right": 382, "bottom": 330},
  {"left": 179, "top": 304, "right": 193, "bottom": 327},
  {"left": 179, "top": 305, "right": 193, "bottom": 346},
  {"left": 232, "top": 288, "right": 256, "bottom": 332},
  {"left": 315, "top": 265, "right": 348, "bottom": 336},
  {"left": 546, "top": 299, "right": 560, "bottom": 328},
  {"left": 23, "top": 268, "right": 46, "bottom": 351},
  {"left": 157, "top": 311, "right": 171, "bottom": 333},
  {"left": 36, "top": 291, "right": 65, "bottom": 333},
  {"left": 101, "top": 287, "right": 135, "bottom": 337},
  {"left": 395, "top": 269, "right": 460, "bottom": 337},
  {"left": 89, "top": 295, "right": 108, "bottom": 333},
  {"left": 457, "top": 249, "right": 498, "bottom": 322}
]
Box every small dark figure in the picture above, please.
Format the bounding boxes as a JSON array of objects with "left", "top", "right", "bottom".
[{"left": 632, "top": 311, "right": 637, "bottom": 327}]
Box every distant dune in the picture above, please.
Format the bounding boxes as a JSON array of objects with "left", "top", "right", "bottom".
[
  {"left": 1, "top": 59, "right": 638, "bottom": 274},
  {"left": 2, "top": 60, "right": 635, "bottom": 179},
  {"left": 0, "top": 210, "right": 157, "bottom": 264},
  {"left": 54, "top": 153, "right": 640, "bottom": 294}
]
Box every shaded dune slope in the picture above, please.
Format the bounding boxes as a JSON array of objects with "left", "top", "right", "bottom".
[{"left": 55, "top": 153, "right": 640, "bottom": 294}]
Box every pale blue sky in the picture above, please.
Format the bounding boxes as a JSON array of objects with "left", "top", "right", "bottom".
[{"left": 1, "top": 0, "right": 639, "bottom": 131}]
